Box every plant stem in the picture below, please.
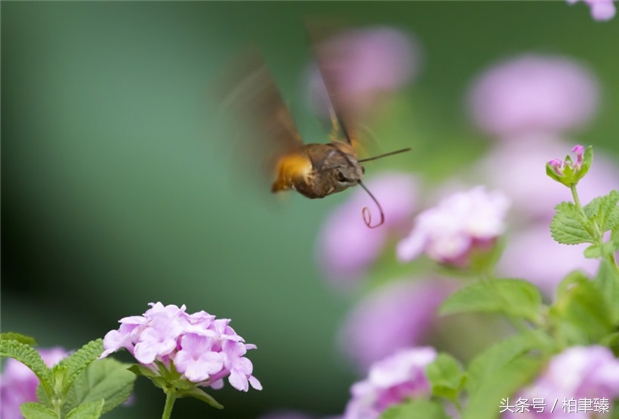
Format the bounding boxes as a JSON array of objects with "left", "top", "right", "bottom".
[
  {"left": 161, "top": 391, "right": 176, "bottom": 419},
  {"left": 570, "top": 184, "right": 582, "bottom": 209}
]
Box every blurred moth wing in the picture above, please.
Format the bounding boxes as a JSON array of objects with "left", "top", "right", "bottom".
[
  {"left": 217, "top": 49, "right": 313, "bottom": 195},
  {"left": 305, "top": 19, "right": 364, "bottom": 152},
  {"left": 305, "top": 19, "right": 403, "bottom": 158}
]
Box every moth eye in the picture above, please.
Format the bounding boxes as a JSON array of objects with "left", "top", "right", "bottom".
[{"left": 337, "top": 171, "right": 346, "bottom": 182}]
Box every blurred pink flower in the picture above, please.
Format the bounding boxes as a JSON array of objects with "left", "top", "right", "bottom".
[
  {"left": 397, "top": 186, "right": 510, "bottom": 268},
  {"left": 258, "top": 411, "right": 340, "bottom": 419},
  {"left": 477, "top": 135, "right": 619, "bottom": 222},
  {"left": 307, "top": 26, "right": 421, "bottom": 119},
  {"left": 468, "top": 55, "right": 599, "bottom": 136},
  {"left": 339, "top": 279, "right": 450, "bottom": 371},
  {"left": 0, "top": 347, "right": 68, "bottom": 419},
  {"left": 568, "top": 0, "right": 616, "bottom": 21},
  {"left": 343, "top": 347, "right": 436, "bottom": 419},
  {"left": 497, "top": 226, "right": 599, "bottom": 298},
  {"left": 316, "top": 173, "right": 419, "bottom": 289},
  {"left": 258, "top": 411, "right": 317, "bottom": 419},
  {"left": 503, "top": 346, "right": 619, "bottom": 418}
]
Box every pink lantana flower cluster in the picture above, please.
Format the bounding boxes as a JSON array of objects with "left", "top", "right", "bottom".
[
  {"left": 100, "top": 302, "right": 261, "bottom": 392},
  {"left": 343, "top": 347, "right": 436, "bottom": 419},
  {"left": 397, "top": 186, "right": 510, "bottom": 268},
  {"left": 504, "top": 346, "right": 619, "bottom": 419}
]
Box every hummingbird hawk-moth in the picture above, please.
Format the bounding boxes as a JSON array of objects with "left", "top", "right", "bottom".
[{"left": 218, "top": 28, "right": 410, "bottom": 228}]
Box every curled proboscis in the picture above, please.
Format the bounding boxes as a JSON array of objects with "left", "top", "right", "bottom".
[{"left": 359, "top": 181, "right": 385, "bottom": 229}]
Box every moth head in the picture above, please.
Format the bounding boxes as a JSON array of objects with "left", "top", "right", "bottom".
[
  {"left": 324, "top": 142, "right": 364, "bottom": 188},
  {"left": 334, "top": 163, "right": 364, "bottom": 187}
]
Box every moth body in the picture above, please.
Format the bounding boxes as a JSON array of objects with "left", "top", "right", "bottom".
[{"left": 272, "top": 141, "right": 364, "bottom": 199}]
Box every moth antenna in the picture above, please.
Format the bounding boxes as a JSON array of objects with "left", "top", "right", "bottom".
[
  {"left": 358, "top": 180, "right": 385, "bottom": 229},
  {"left": 358, "top": 148, "right": 412, "bottom": 163}
]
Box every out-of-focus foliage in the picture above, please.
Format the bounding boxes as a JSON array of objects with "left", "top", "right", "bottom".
[{"left": 2, "top": 2, "right": 618, "bottom": 419}]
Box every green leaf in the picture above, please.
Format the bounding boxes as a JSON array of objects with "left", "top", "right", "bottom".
[
  {"left": 550, "top": 275, "right": 613, "bottom": 344},
  {"left": 20, "top": 402, "right": 57, "bottom": 419},
  {"left": 555, "top": 270, "right": 590, "bottom": 296},
  {"left": 128, "top": 364, "right": 159, "bottom": 379},
  {"left": 63, "top": 358, "right": 136, "bottom": 416},
  {"left": 466, "top": 331, "right": 547, "bottom": 397},
  {"left": 53, "top": 365, "right": 68, "bottom": 394},
  {"left": 58, "top": 339, "right": 104, "bottom": 394},
  {"left": 545, "top": 162, "right": 563, "bottom": 184},
  {"left": 595, "top": 259, "right": 619, "bottom": 326},
  {"left": 0, "top": 332, "right": 37, "bottom": 346},
  {"left": 36, "top": 382, "right": 53, "bottom": 409},
  {"left": 600, "top": 332, "right": 619, "bottom": 353},
  {"left": 0, "top": 340, "right": 53, "bottom": 396},
  {"left": 584, "top": 241, "right": 616, "bottom": 259},
  {"left": 426, "top": 353, "right": 465, "bottom": 402},
  {"left": 584, "top": 190, "right": 619, "bottom": 232},
  {"left": 177, "top": 387, "right": 224, "bottom": 409},
  {"left": 128, "top": 363, "right": 175, "bottom": 390},
  {"left": 612, "top": 228, "right": 619, "bottom": 251},
  {"left": 600, "top": 241, "right": 617, "bottom": 257},
  {"left": 439, "top": 279, "right": 542, "bottom": 322},
  {"left": 608, "top": 206, "right": 619, "bottom": 232},
  {"left": 463, "top": 354, "right": 545, "bottom": 419},
  {"left": 380, "top": 399, "right": 450, "bottom": 419},
  {"left": 584, "top": 244, "right": 602, "bottom": 259},
  {"left": 65, "top": 399, "right": 104, "bottom": 419},
  {"left": 550, "top": 202, "right": 593, "bottom": 245},
  {"left": 581, "top": 145, "right": 594, "bottom": 177}
]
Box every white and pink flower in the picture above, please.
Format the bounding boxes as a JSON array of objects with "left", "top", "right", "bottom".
[
  {"left": 567, "top": 0, "right": 616, "bottom": 21},
  {"left": 397, "top": 186, "right": 510, "bottom": 268},
  {"left": 100, "top": 302, "right": 261, "bottom": 392},
  {"left": 504, "top": 346, "right": 619, "bottom": 418},
  {"left": 343, "top": 347, "right": 436, "bottom": 419}
]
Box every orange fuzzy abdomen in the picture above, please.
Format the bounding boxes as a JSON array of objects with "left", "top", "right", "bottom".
[{"left": 271, "top": 152, "right": 313, "bottom": 193}]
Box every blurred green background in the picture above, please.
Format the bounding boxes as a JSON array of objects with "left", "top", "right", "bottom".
[{"left": 2, "top": 2, "right": 618, "bottom": 418}]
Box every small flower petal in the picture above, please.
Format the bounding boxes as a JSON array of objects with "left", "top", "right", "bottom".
[{"left": 249, "top": 376, "right": 263, "bottom": 390}]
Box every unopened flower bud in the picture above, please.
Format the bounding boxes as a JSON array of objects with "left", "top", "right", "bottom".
[{"left": 545, "top": 144, "right": 593, "bottom": 187}]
